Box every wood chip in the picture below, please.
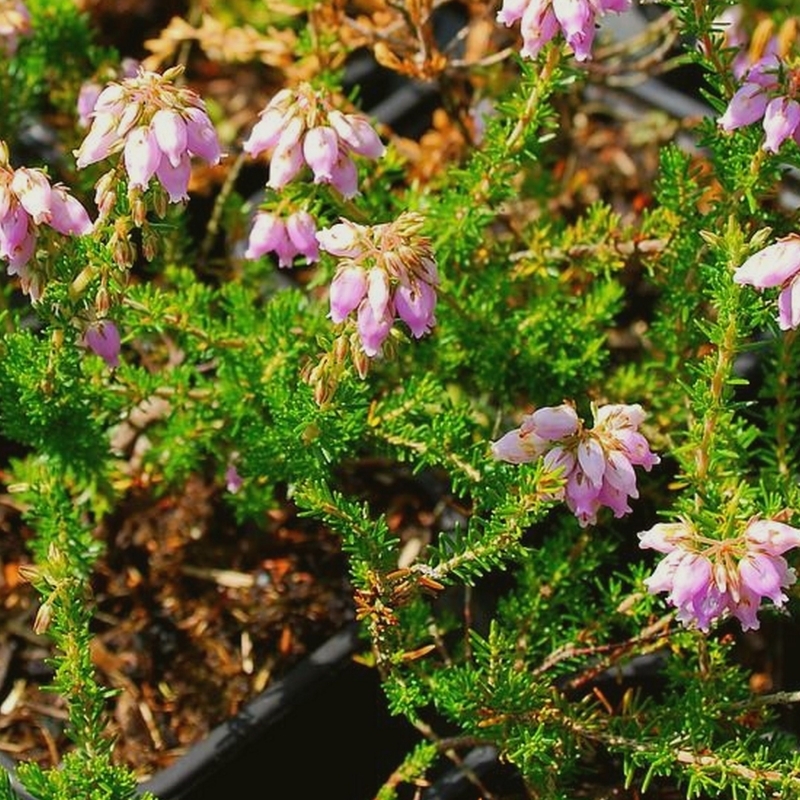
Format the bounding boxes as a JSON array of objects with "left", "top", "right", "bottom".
[
  {"left": 0, "top": 679, "right": 26, "bottom": 715},
  {"left": 180, "top": 565, "right": 255, "bottom": 589},
  {"left": 240, "top": 631, "right": 253, "bottom": 675}
]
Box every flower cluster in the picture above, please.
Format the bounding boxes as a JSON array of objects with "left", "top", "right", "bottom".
[
  {"left": 733, "top": 234, "right": 800, "bottom": 330},
  {"left": 316, "top": 212, "right": 438, "bottom": 356},
  {"left": 0, "top": 142, "right": 92, "bottom": 299},
  {"left": 244, "top": 208, "right": 319, "bottom": 267},
  {"left": 496, "top": 0, "right": 631, "bottom": 62},
  {"left": 639, "top": 517, "right": 800, "bottom": 632},
  {"left": 243, "top": 83, "right": 385, "bottom": 198},
  {"left": 0, "top": 0, "right": 31, "bottom": 57},
  {"left": 718, "top": 53, "right": 800, "bottom": 153},
  {"left": 492, "top": 402, "right": 659, "bottom": 527},
  {"left": 75, "top": 65, "right": 222, "bottom": 204}
]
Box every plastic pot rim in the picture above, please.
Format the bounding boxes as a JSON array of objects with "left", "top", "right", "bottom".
[{"left": 0, "top": 621, "right": 362, "bottom": 800}]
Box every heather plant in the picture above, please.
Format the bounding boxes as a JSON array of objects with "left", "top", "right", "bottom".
[{"left": 4, "top": 1, "right": 800, "bottom": 799}]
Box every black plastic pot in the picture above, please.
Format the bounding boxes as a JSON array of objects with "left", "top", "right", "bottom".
[
  {"left": 179, "top": 631, "right": 422, "bottom": 800},
  {"left": 0, "top": 622, "right": 356, "bottom": 798},
  {"left": 0, "top": 620, "right": 422, "bottom": 800},
  {"left": 421, "top": 746, "right": 515, "bottom": 800},
  {"left": 139, "top": 621, "right": 363, "bottom": 800}
]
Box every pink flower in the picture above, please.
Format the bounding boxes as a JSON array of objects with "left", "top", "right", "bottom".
[
  {"left": 84, "top": 320, "right": 121, "bottom": 368},
  {"left": 329, "top": 153, "right": 359, "bottom": 199},
  {"left": 394, "top": 280, "right": 437, "bottom": 338},
  {"left": 316, "top": 212, "right": 438, "bottom": 357},
  {"left": 74, "top": 66, "right": 221, "bottom": 206},
  {"left": 491, "top": 404, "right": 578, "bottom": 464},
  {"left": 496, "top": 0, "right": 528, "bottom": 26},
  {"left": 497, "top": 0, "right": 631, "bottom": 62},
  {"left": 184, "top": 106, "right": 222, "bottom": 164},
  {"left": 763, "top": 97, "right": 800, "bottom": 152},
  {"left": 156, "top": 153, "right": 193, "bottom": 203},
  {"left": 286, "top": 210, "right": 320, "bottom": 262},
  {"left": 225, "top": 463, "right": 243, "bottom": 494},
  {"left": 640, "top": 517, "right": 800, "bottom": 632},
  {"left": 0, "top": 0, "right": 32, "bottom": 57},
  {"left": 492, "top": 402, "right": 659, "bottom": 527},
  {"left": 552, "top": 0, "right": 594, "bottom": 62},
  {"left": 327, "top": 110, "right": 385, "bottom": 158},
  {"left": 244, "top": 209, "right": 320, "bottom": 268},
  {"left": 718, "top": 54, "right": 800, "bottom": 153},
  {"left": 718, "top": 57, "right": 779, "bottom": 132},
  {"left": 366, "top": 267, "right": 391, "bottom": 319},
  {"left": 243, "top": 83, "right": 384, "bottom": 198},
  {"left": 244, "top": 212, "right": 289, "bottom": 263},
  {"left": 152, "top": 108, "right": 188, "bottom": 168},
  {"left": 316, "top": 221, "right": 362, "bottom": 257},
  {"left": 0, "top": 205, "right": 35, "bottom": 272},
  {"left": 77, "top": 58, "right": 140, "bottom": 128},
  {"left": 357, "top": 301, "right": 394, "bottom": 357},
  {"left": 302, "top": 126, "right": 339, "bottom": 183},
  {"left": 48, "top": 186, "right": 95, "bottom": 235},
  {"left": 329, "top": 264, "right": 368, "bottom": 323},
  {"left": 265, "top": 119, "right": 305, "bottom": 190},
  {"left": 593, "top": 403, "right": 661, "bottom": 470},
  {"left": 0, "top": 143, "right": 93, "bottom": 299},
  {"left": 638, "top": 521, "right": 693, "bottom": 553},
  {"left": 745, "top": 518, "right": 800, "bottom": 554},
  {"left": 11, "top": 167, "right": 52, "bottom": 224},
  {"left": 733, "top": 234, "right": 800, "bottom": 330},
  {"left": 519, "top": 3, "right": 559, "bottom": 61},
  {"left": 123, "top": 126, "right": 161, "bottom": 189}
]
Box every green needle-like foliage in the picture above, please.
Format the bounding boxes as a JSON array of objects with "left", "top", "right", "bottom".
[{"left": 4, "top": 0, "right": 800, "bottom": 798}]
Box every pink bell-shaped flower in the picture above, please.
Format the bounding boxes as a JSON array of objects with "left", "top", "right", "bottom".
[
  {"left": 84, "top": 320, "right": 121, "bottom": 369},
  {"left": 734, "top": 234, "right": 800, "bottom": 331}
]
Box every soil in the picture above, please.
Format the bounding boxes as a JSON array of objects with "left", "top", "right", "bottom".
[{"left": 0, "top": 472, "right": 356, "bottom": 779}]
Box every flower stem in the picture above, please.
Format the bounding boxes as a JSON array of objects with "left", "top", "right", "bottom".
[
  {"left": 693, "top": 297, "right": 741, "bottom": 505},
  {"left": 773, "top": 328, "right": 796, "bottom": 492}
]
